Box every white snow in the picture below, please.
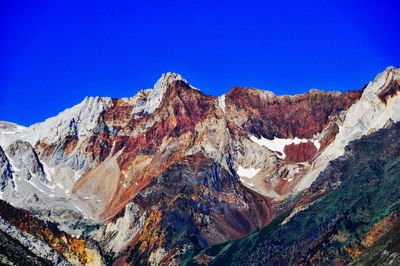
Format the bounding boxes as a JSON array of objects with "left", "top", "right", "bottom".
[
  {"left": 250, "top": 135, "right": 320, "bottom": 159},
  {"left": 218, "top": 94, "right": 226, "bottom": 113},
  {"left": 236, "top": 166, "right": 260, "bottom": 179},
  {"left": 236, "top": 166, "right": 261, "bottom": 189}
]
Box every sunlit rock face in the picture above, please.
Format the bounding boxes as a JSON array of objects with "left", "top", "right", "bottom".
[{"left": 1, "top": 67, "right": 399, "bottom": 265}]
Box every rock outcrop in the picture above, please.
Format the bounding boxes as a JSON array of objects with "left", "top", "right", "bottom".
[
  {"left": 6, "top": 140, "right": 46, "bottom": 183},
  {"left": 0, "top": 146, "right": 13, "bottom": 191}
]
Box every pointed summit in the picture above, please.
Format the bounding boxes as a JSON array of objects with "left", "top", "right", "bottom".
[
  {"left": 364, "top": 66, "right": 400, "bottom": 95},
  {"left": 132, "top": 72, "right": 198, "bottom": 117},
  {"left": 154, "top": 72, "right": 187, "bottom": 89}
]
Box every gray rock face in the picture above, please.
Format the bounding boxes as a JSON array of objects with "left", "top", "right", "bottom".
[
  {"left": 0, "top": 146, "right": 13, "bottom": 191},
  {"left": 6, "top": 140, "right": 46, "bottom": 183}
]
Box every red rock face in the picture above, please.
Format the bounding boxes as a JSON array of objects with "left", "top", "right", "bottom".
[
  {"left": 225, "top": 88, "right": 362, "bottom": 139},
  {"left": 284, "top": 141, "right": 318, "bottom": 163}
]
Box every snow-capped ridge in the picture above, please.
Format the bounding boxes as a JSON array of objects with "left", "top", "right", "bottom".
[{"left": 250, "top": 135, "right": 320, "bottom": 159}]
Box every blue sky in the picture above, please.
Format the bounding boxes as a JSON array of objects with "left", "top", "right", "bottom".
[{"left": 1, "top": 0, "right": 399, "bottom": 126}]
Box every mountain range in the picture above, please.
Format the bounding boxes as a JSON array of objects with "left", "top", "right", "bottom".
[{"left": 0, "top": 66, "right": 400, "bottom": 265}]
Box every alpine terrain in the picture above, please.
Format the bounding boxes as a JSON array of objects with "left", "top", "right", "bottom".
[{"left": 0, "top": 66, "right": 400, "bottom": 265}]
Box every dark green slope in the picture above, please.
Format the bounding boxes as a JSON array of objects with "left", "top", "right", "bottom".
[{"left": 182, "top": 122, "right": 400, "bottom": 265}]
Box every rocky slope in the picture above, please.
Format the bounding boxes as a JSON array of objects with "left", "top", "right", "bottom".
[
  {"left": 0, "top": 200, "right": 104, "bottom": 265},
  {"left": 0, "top": 66, "right": 399, "bottom": 265},
  {"left": 183, "top": 121, "right": 400, "bottom": 265}
]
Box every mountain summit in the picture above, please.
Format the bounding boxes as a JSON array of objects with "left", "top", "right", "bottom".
[{"left": 1, "top": 67, "right": 400, "bottom": 265}]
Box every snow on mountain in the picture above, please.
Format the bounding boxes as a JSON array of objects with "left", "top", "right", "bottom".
[
  {"left": 237, "top": 166, "right": 260, "bottom": 179},
  {"left": 250, "top": 135, "right": 320, "bottom": 159}
]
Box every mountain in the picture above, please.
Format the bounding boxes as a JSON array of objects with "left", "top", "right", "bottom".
[
  {"left": 182, "top": 121, "right": 400, "bottom": 265},
  {"left": 0, "top": 66, "right": 399, "bottom": 265}
]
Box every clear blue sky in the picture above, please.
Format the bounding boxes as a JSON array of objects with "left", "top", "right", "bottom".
[{"left": 1, "top": 1, "right": 399, "bottom": 126}]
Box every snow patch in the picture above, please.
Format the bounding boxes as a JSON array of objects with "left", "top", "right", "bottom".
[
  {"left": 236, "top": 166, "right": 260, "bottom": 179},
  {"left": 250, "top": 136, "right": 320, "bottom": 159}
]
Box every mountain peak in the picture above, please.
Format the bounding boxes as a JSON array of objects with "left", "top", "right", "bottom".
[
  {"left": 155, "top": 72, "right": 187, "bottom": 87},
  {"left": 132, "top": 72, "right": 198, "bottom": 117},
  {"left": 365, "top": 66, "right": 400, "bottom": 95}
]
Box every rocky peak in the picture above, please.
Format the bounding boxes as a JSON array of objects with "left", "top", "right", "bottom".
[
  {"left": 0, "top": 96, "right": 113, "bottom": 149},
  {"left": 6, "top": 140, "right": 46, "bottom": 183},
  {"left": 365, "top": 66, "right": 400, "bottom": 95},
  {"left": 155, "top": 72, "right": 189, "bottom": 89},
  {"left": 132, "top": 72, "right": 198, "bottom": 117},
  {"left": 374, "top": 66, "right": 400, "bottom": 104}
]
